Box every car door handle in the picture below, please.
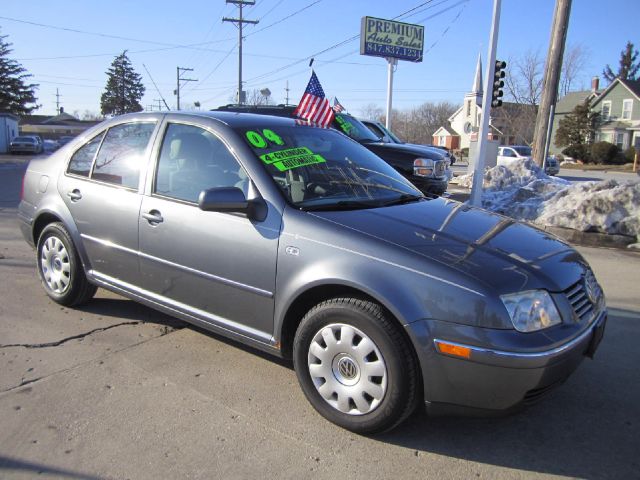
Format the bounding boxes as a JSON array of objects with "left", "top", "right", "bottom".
[
  {"left": 142, "top": 210, "right": 164, "bottom": 224},
  {"left": 67, "top": 189, "right": 82, "bottom": 201}
]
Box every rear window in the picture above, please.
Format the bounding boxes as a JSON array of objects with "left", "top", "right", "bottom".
[
  {"left": 67, "top": 132, "right": 105, "bottom": 177},
  {"left": 14, "top": 136, "right": 35, "bottom": 143},
  {"left": 91, "top": 122, "right": 156, "bottom": 189}
]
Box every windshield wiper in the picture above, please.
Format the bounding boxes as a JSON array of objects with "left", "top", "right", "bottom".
[
  {"left": 300, "top": 199, "right": 380, "bottom": 211},
  {"left": 379, "top": 194, "right": 424, "bottom": 207}
]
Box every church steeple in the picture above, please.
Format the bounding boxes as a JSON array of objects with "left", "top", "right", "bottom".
[{"left": 472, "top": 53, "right": 483, "bottom": 94}]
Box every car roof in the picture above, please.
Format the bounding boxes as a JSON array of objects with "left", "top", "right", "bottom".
[{"left": 102, "top": 110, "right": 315, "bottom": 130}]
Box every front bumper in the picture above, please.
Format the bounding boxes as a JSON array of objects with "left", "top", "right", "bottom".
[
  {"left": 407, "top": 310, "right": 607, "bottom": 415},
  {"left": 410, "top": 176, "right": 448, "bottom": 196}
]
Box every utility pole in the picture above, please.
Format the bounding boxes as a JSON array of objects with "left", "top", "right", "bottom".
[
  {"left": 285, "top": 80, "right": 290, "bottom": 105},
  {"left": 469, "top": 0, "right": 502, "bottom": 207},
  {"left": 223, "top": 0, "right": 258, "bottom": 105},
  {"left": 54, "top": 88, "right": 61, "bottom": 115},
  {"left": 532, "top": 0, "right": 572, "bottom": 166},
  {"left": 175, "top": 67, "right": 197, "bottom": 110}
]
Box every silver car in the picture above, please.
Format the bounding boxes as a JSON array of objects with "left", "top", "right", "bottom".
[
  {"left": 18, "top": 112, "right": 607, "bottom": 433},
  {"left": 10, "top": 135, "right": 43, "bottom": 154}
]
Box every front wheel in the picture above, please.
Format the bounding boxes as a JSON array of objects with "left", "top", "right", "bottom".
[
  {"left": 37, "top": 222, "right": 97, "bottom": 306},
  {"left": 293, "top": 298, "right": 420, "bottom": 434}
]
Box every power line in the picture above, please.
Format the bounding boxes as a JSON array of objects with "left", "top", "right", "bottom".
[
  {"left": 243, "top": 0, "right": 442, "bottom": 85},
  {"left": 245, "top": 1, "right": 322, "bottom": 38},
  {"left": 142, "top": 64, "right": 170, "bottom": 110}
]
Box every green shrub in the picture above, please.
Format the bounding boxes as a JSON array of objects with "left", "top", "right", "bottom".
[
  {"left": 562, "top": 144, "right": 591, "bottom": 162},
  {"left": 624, "top": 146, "right": 636, "bottom": 163},
  {"left": 590, "top": 141, "right": 623, "bottom": 164}
]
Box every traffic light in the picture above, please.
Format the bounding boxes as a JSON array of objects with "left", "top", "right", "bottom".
[{"left": 492, "top": 60, "right": 506, "bottom": 108}]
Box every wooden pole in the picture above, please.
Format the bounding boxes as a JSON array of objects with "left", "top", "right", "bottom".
[{"left": 532, "top": 0, "right": 572, "bottom": 167}]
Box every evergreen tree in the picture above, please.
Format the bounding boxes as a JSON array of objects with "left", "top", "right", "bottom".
[
  {"left": 603, "top": 41, "right": 640, "bottom": 83},
  {"left": 0, "top": 30, "right": 39, "bottom": 116},
  {"left": 555, "top": 102, "right": 599, "bottom": 148},
  {"left": 100, "top": 51, "right": 145, "bottom": 116}
]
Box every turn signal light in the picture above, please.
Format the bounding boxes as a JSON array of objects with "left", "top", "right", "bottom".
[{"left": 435, "top": 341, "right": 471, "bottom": 359}]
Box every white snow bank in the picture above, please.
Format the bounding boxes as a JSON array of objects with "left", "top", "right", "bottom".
[{"left": 454, "top": 159, "right": 640, "bottom": 240}]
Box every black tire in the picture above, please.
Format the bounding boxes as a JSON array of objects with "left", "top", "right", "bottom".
[
  {"left": 36, "top": 222, "right": 97, "bottom": 307},
  {"left": 293, "top": 298, "right": 420, "bottom": 434}
]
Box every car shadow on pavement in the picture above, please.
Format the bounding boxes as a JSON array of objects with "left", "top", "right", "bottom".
[
  {"left": 75, "top": 297, "right": 186, "bottom": 330},
  {"left": 0, "top": 455, "right": 103, "bottom": 480},
  {"left": 376, "top": 307, "right": 639, "bottom": 479}
]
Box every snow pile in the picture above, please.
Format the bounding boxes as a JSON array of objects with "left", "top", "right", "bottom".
[{"left": 454, "top": 159, "right": 640, "bottom": 241}]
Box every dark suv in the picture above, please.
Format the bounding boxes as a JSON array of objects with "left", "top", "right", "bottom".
[{"left": 214, "top": 105, "right": 450, "bottom": 196}]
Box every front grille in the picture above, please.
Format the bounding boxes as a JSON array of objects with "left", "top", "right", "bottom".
[{"left": 564, "top": 280, "right": 595, "bottom": 322}]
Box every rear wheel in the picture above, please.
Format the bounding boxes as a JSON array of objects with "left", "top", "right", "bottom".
[
  {"left": 293, "top": 298, "right": 420, "bottom": 434},
  {"left": 37, "top": 222, "right": 96, "bottom": 306}
]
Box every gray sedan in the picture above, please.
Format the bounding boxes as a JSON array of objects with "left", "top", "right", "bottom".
[{"left": 18, "top": 111, "right": 606, "bottom": 433}]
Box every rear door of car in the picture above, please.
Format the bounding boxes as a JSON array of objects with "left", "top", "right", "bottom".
[
  {"left": 58, "top": 117, "right": 161, "bottom": 286},
  {"left": 137, "top": 117, "right": 281, "bottom": 344}
]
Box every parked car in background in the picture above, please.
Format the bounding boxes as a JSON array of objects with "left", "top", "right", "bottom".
[
  {"left": 19, "top": 111, "right": 607, "bottom": 433},
  {"left": 43, "top": 139, "right": 61, "bottom": 153},
  {"left": 214, "top": 105, "right": 451, "bottom": 196},
  {"left": 360, "top": 118, "right": 457, "bottom": 165},
  {"left": 9, "top": 135, "right": 43, "bottom": 154},
  {"left": 57, "top": 136, "right": 76, "bottom": 147},
  {"left": 497, "top": 145, "right": 560, "bottom": 176}
]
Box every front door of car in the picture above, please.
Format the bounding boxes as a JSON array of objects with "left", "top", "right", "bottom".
[
  {"left": 58, "top": 120, "right": 159, "bottom": 286},
  {"left": 138, "top": 121, "right": 280, "bottom": 343}
]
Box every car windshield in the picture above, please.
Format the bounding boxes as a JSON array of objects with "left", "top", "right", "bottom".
[
  {"left": 513, "top": 146, "right": 532, "bottom": 156},
  {"left": 237, "top": 124, "right": 423, "bottom": 210},
  {"left": 14, "top": 137, "right": 34, "bottom": 143},
  {"left": 332, "top": 114, "right": 381, "bottom": 143},
  {"left": 375, "top": 122, "right": 404, "bottom": 143}
]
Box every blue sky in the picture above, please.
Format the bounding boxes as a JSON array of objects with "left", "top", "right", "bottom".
[{"left": 1, "top": 0, "right": 638, "bottom": 116}]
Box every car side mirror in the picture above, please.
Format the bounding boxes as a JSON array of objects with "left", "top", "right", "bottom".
[{"left": 198, "top": 187, "right": 266, "bottom": 221}]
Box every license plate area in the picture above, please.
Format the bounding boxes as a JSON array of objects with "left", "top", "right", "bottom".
[{"left": 585, "top": 314, "right": 606, "bottom": 358}]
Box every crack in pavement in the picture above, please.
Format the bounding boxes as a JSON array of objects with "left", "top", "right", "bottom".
[
  {"left": 0, "top": 324, "right": 182, "bottom": 394},
  {"left": 0, "top": 321, "right": 142, "bottom": 349}
]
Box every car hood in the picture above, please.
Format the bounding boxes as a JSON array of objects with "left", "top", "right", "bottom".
[
  {"left": 365, "top": 142, "right": 446, "bottom": 160},
  {"left": 311, "top": 198, "right": 586, "bottom": 294}
]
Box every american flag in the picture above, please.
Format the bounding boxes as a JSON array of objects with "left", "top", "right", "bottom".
[
  {"left": 293, "top": 71, "right": 335, "bottom": 127},
  {"left": 332, "top": 97, "right": 345, "bottom": 113}
]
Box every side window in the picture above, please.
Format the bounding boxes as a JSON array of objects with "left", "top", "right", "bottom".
[
  {"left": 67, "top": 132, "right": 105, "bottom": 177},
  {"left": 91, "top": 122, "right": 156, "bottom": 189},
  {"left": 154, "top": 123, "right": 246, "bottom": 203}
]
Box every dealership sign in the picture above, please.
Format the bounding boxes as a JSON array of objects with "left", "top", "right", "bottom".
[{"left": 360, "top": 16, "right": 424, "bottom": 62}]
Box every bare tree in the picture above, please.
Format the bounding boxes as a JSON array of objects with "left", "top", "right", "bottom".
[
  {"left": 560, "top": 44, "right": 589, "bottom": 96},
  {"left": 382, "top": 101, "right": 457, "bottom": 145},
  {"left": 359, "top": 103, "right": 384, "bottom": 120},
  {"left": 504, "top": 49, "right": 544, "bottom": 105},
  {"left": 245, "top": 88, "right": 273, "bottom": 106}
]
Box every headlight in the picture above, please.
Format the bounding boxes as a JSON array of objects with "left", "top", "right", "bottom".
[
  {"left": 500, "top": 290, "right": 561, "bottom": 332},
  {"left": 414, "top": 158, "right": 434, "bottom": 177}
]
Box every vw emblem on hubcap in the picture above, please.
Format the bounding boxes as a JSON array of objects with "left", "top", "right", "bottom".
[{"left": 337, "top": 357, "right": 358, "bottom": 380}]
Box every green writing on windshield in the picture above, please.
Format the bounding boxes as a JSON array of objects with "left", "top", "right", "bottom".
[
  {"left": 259, "top": 147, "right": 326, "bottom": 172},
  {"left": 334, "top": 115, "right": 354, "bottom": 135}
]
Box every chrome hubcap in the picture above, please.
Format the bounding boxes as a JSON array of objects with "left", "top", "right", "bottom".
[
  {"left": 40, "top": 236, "right": 71, "bottom": 294},
  {"left": 308, "top": 323, "right": 387, "bottom": 415}
]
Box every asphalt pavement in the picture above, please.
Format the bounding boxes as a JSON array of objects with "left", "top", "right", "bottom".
[{"left": 1, "top": 157, "right": 639, "bottom": 479}]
